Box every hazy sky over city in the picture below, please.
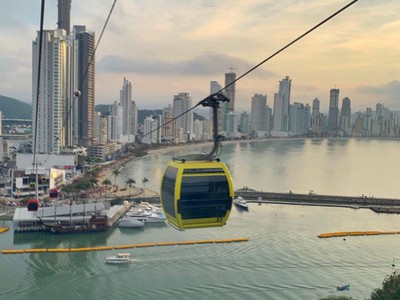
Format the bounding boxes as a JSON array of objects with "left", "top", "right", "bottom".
[{"left": 1, "top": 0, "right": 399, "bottom": 113}]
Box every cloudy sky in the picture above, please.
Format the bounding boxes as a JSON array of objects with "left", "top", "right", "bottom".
[{"left": 1, "top": 0, "right": 399, "bottom": 113}]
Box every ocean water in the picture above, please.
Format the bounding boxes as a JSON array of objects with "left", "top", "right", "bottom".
[{"left": 1, "top": 138, "right": 400, "bottom": 300}]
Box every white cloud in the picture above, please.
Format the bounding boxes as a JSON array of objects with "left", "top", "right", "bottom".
[{"left": 0, "top": 0, "right": 399, "bottom": 112}]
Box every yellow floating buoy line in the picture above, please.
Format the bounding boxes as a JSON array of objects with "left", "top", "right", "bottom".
[
  {"left": 0, "top": 227, "right": 10, "bottom": 234},
  {"left": 1, "top": 237, "right": 249, "bottom": 255},
  {"left": 318, "top": 231, "right": 400, "bottom": 238}
]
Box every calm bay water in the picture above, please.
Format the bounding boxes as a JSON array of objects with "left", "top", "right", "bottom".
[{"left": 1, "top": 138, "right": 400, "bottom": 300}]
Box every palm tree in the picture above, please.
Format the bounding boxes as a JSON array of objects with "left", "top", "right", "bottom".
[
  {"left": 125, "top": 177, "right": 136, "bottom": 196},
  {"left": 102, "top": 178, "right": 112, "bottom": 195},
  {"left": 141, "top": 177, "right": 149, "bottom": 197},
  {"left": 112, "top": 168, "right": 121, "bottom": 186}
]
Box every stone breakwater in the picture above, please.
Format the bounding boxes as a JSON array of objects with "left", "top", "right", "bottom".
[{"left": 234, "top": 189, "right": 400, "bottom": 213}]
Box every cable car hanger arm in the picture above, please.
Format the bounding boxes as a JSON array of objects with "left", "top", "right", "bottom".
[{"left": 198, "top": 93, "right": 230, "bottom": 158}]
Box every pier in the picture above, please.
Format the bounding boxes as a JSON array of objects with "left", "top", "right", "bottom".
[{"left": 234, "top": 188, "right": 400, "bottom": 213}]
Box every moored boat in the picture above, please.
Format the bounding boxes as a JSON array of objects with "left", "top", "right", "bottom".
[
  {"left": 43, "top": 215, "right": 109, "bottom": 234},
  {"left": 118, "top": 217, "right": 144, "bottom": 228}
]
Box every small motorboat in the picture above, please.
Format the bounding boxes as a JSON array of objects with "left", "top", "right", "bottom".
[
  {"left": 105, "top": 253, "right": 135, "bottom": 264},
  {"left": 337, "top": 284, "right": 350, "bottom": 291},
  {"left": 234, "top": 196, "right": 249, "bottom": 210}
]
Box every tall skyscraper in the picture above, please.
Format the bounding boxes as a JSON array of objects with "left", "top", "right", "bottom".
[
  {"left": 340, "top": 97, "right": 351, "bottom": 136},
  {"left": 273, "top": 76, "right": 291, "bottom": 132},
  {"left": 328, "top": 88, "right": 340, "bottom": 134},
  {"left": 223, "top": 71, "right": 236, "bottom": 131},
  {"left": 120, "top": 78, "right": 132, "bottom": 136},
  {"left": 109, "top": 101, "right": 123, "bottom": 141},
  {"left": 250, "top": 94, "right": 268, "bottom": 132},
  {"left": 32, "top": 29, "right": 70, "bottom": 154},
  {"left": 173, "top": 93, "right": 193, "bottom": 141},
  {"left": 312, "top": 98, "right": 320, "bottom": 116},
  {"left": 57, "top": 0, "right": 71, "bottom": 35},
  {"left": 239, "top": 112, "right": 250, "bottom": 133},
  {"left": 73, "top": 25, "right": 95, "bottom": 147},
  {"left": 289, "top": 102, "right": 310, "bottom": 135},
  {"left": 225, "top": 71, "right": 236, "bottom": 114},
  {"left": 162, "top": 105, "right": 174, "bottom": 141},
  {"left": 311, "top": 98, "right": 324, "bottom": 136}
]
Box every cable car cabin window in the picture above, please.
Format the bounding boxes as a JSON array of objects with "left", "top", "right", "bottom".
[
  {"left": 179, "top": 175, "right": 231, "bottom": 220},
  {"left": 161, "top": 166, "right": 178, "bottom": 218}
]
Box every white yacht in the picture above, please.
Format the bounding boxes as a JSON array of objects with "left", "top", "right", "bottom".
[
  {"left": 234, "top": 196, "right": 249, "bottom": 210},
  {"left": 118, "top": 217, "right": 145, "bottom": 228}
]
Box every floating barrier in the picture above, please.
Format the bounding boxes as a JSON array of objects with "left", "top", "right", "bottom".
[
  {"left": 24, "top": 248, "right": 48, "bottom": 253},
  {"left": 91, "top": 246, "right": 113, "bottom": 251},
  {"left": 176, "top": 241, "right": 197, "bottom": 245},
  {"left": 47, "top": 248, "right": 70, "bottom": 253},
  {"left": 155, "top": 242, "right": 177, "bottom": 247},
  {"left": 0, "top": 227, "right": 10, "bottom": 234},
  {"left": 1, "top": 238, "right": 249, "bottom": 254},
  {"left": 2, "top": 249, "right": 24, "bottom": 254},
  {"left": 318, "top": 231, "right": 400, "bottom": 238},
  {"left": 69, "top": 247, "right": 92, "bottom": 252},
  {"left": 113, "top": 244, "right": 136, "bottom": 250}
]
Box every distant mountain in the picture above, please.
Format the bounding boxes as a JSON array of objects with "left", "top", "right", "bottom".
[{"left": 0, "top": 95, "right": 32, "bottom": 119}]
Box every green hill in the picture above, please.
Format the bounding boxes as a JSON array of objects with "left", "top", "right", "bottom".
[{"left": 0, "top": 95, "right": 32, "bottom": 119}]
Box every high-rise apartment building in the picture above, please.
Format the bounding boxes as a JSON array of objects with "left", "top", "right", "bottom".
[
  {"left": 223, "top": 72, "right": 236, "bottom": 131},
  {"left": 173, "top": 93, "right": 193, "bottom": 141},
  {"left": 225, "top": 72, "right": 236, "bottom": 114},
  {"left": 340, "top": 97, "right": 351, "bottom": 136},
  {"left": 273, "top": 76, "right": 291, "bottom": 132},
  {"left": 250, "top": 94, "right": 269, "bottom": 132},
  {"left": 239, "top": 112, "right": 250, "bottom": 133},
  {"left": 120, "top": 78, "right": 132, "bottom": 136},
  {"left": 73, "top": 25, "right": 95, "bottom": 147},
  {"left": 162, "top": 105, "right": 174, "bottom": 142},
  {"left": 310, "top": 98, "right": 324, "bottom": 136},
  {"left": 57, "top": 0, "right": 71, "bottom": 35},
  {"left": 312, "top": 98, "right": 320, "bottom": 116},
  {"left": 328, "top": 88, "right": 340, "bottom": 134},
  {"left": 108, "top": 101, "right": 123, "bottom": 141},
  {"left": 32, "top": 29, "right": 70, "bottom": 154},
  {"left": 143, "top": 115, "right": 162, "bottom": 144},
  {"left": 289, "top": 102, "right": 310, "bottom": 135}
]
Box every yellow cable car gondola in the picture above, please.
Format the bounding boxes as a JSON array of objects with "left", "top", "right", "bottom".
[{"left": 160, "top": 93, "right": 234, "bottom": 230}]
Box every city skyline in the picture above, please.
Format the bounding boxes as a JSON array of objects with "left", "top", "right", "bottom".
[{"left": 1, "top": 0, "right": 400, "bottom": 113}]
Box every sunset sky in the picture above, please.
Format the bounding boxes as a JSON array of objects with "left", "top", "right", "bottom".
[{"left": 1, "top": 0, "right": 399, "bottom": 114}]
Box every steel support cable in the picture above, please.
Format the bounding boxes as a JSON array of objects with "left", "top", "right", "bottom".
[{"left": 32, "top": 0, "right": 46, "bottom": 200}]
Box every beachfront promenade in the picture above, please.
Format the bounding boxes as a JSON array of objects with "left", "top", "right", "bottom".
[{"left": 234, "top": 188, "right": 400, "bottom": 213}]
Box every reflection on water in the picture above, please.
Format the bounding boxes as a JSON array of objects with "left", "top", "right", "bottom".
[{"left": 2, "top": 138, "right": 400, "bottom": 300}]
